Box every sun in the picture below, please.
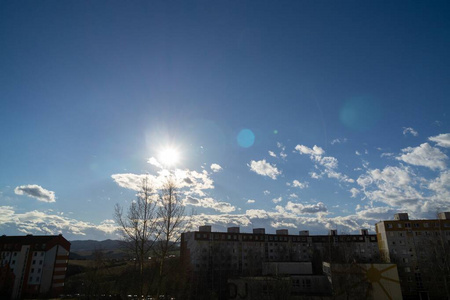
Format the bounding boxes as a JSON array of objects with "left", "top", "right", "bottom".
[{"left": 158, "top": 147, "right": 180, "bottom": 167}]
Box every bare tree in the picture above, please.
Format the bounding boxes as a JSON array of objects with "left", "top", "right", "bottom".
[
  {"left": 154, "top": 179, "right": 186, "bottom": 296},
  {"left": 114, "top": 177, "right": 158, "bottom": 296}
]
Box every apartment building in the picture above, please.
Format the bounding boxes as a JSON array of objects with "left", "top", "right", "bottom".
[
  {"left": 0, "top": 234, "right": 71, "bottom": 300},
  {"left": 182, "top": 226, "right": 378, "bottom": 275},
  {"left": 376, "top": 212, "right": 450, "bottom": 300}
]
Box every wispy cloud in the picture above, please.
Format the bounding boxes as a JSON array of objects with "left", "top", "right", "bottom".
[
  {"left": 14, "top": 185, "right": 55, "bottom": 203},
  {"left": 331, "top": 138, "right": 347, "bottom": 145},
  {"left": 247, "top": 199, "right": 256, "bottom": 204},
  {"left": 294, "top": 144, "right": 353, "bottom": 183},
  {"left": 248, "top": 159, "right": 281, "bottom": 180},
  {"left": 184, "top": 196, "right": 235, "bottom": 213},
  {"left": 429, "top": 133, "right": 450, "bottom": 148},
  {"left": 268, "top": 151, "right": 277, "bottom": 158},
  {"left": 403, "top": 127, "right": 418, "bottom": 137},
  {"left": 284, "top": 201, "right": 328, "bottom": 214},
  {"left": 210, "top": 163, "right": 223, "bottom": 173}
]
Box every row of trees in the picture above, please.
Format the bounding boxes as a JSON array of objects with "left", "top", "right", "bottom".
[{"left": 114, "top": 177, "right": 187, "bottom": 297}]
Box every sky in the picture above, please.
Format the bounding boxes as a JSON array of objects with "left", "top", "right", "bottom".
[{"left": 1, "top": 1, "right": 450, "bottom": 240}]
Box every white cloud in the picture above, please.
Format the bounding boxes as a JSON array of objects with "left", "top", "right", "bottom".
[
  {"left": 210, "top": 163, "right": 223, "bottom": 173},
  {"left": 357, "top": 166, "right": 423, "bottom": 208},
  {"left": 147, "top": 157, "right": 162, "bottom": 168},
  {"left": 14, "top": 185, "right": 56, "bottom": 203},
  {"left": 268, "top": 151, "right": 277, "bottom": 158},
  {"left": 285, "top": 201, "right": 328, "bottom": 214},
  {"left": 429, "top": 133, "right": 450, "bottom": 148},
  {"left": 403, "top": 127, "right": 418, "bottom": 137},
  {"left": 112, "top": 168, "right": 215, "bottom": 197},
  {"left": 294, "top": 145, "right": 325, "bottom": 156},
  {"left": 289, "top": 180, "right": 309, "bottom": 189},
  {"left": 184, "top": 196, "right": 235, "bottom": 213},
  {"left": 331, "top": 138, "right": 347, "bottom": 145},
  {"left": 0, "top": 206, "right": 119, "bottom": 239},
  {"left": 263, "top": 190, "right": 270, "bottom": 195},
  {"left": 396, "top": 143, "right": 447, "bottom": 170},
  {"left": 294, "top": 144, "right": 353, "bottom": 183},
  {"left": 355, "top": 151, "right": 361, "bottom": 156},
  {"left": 272, "top": 197, "right": 282, "bottom": 203},
  {"left": 381, "top": 152, "right": 394, "bottom": 158},
  {"left": 289, "top": 193, "right": 299, "bottom": 199},
  {"left": 349, "top": 188, "right": 360, "bottom": 198},
  {"left": 248, "top": 159, "right": 281, "bottom": 180},
  {"left": 247, "top": 199, "right": 256, "bottom": 204}
]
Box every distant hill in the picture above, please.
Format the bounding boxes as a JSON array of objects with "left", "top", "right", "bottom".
[{"left": 69, "top": 239, "right": 122, "bottom": 252}]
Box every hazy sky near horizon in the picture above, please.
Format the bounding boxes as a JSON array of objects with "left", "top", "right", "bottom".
[{"left": 1, "top": 1, "right": 450, "bottom": 240}]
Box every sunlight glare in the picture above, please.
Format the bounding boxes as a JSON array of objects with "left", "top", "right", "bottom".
[{"left": 159, "top": 147, "right": 180, "bottom": 167}]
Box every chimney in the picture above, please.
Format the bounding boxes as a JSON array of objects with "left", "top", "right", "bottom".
[
  {"left": 199, "top": 225, "right": 212, "bottom": 232},
  {"left": 394, "top": 213, "right": 409, "bottom": 221},
  {"left": 276, "top": 229, "right": 289, "bottom": 235},
  {"left": 253, "top": 228, "right": 265, "bottom": 234},
  {"left": 329, "top": 229, "right": 338, "bottom": 236},
  {"left": 438, "top": 212, "right": 450, "bottom": 220},
  {"left": 227, "top": 227, "right": 240, "bottom": 233},
  {"left": 360, "top": 229, "right": 369, "bottom": 236}
]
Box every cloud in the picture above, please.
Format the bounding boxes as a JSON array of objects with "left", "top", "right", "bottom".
[
  {"left": 272, "top": 197, "right": 282, "bottom": 203},
  {"left": 277, "top": 142, "right": 287, "bottom": 159},
  {"left": 210, "top": 163, "right": 223, "bottom": 173},
  {"left": 331, "top": 138, "right": 347, "bottom": 145},
  {"left": 349, "top": 188, "right": 360, "bottom": 198},
  {"left": 247, "top": 199, "right": 255, "bottom": 204},
  {"left": 295, "top": 145, "right": 325, "bottom": 156},
  {"left": 263, "top": 190, "right": 270, "bottom": 195},
  {"left": 0, "top": 206, "right": 119, "bottom": 240},
  {"left": 288, "top": 180, "right": 309, "bottom": 189},
  {"left": 429, "top": 133, "right": 450, "bottom": 148},
  {"left": 289, "top": 193, "right": 299, "bottom": 199},
  {"left": 248, "top": 159, "right": 281, "bottom": 180},
  {"left": 14, "top": 185, "right": 55, "bottom": 203},
  {"left": 357, "top": 166, "right": 423, "bottom": 208},
  {"left": 294, "top": 144, "right": 353, "bottom": 183},
  {"left": 403, "top": 127, "right": 418, "bottom": 137},
  {"left": 268, "top": 151, "right": 277, "bottom": 158},
  {"left": 355, "top": 151, "right": 361, "bottom": 156},
  {"left": 396, "top": 143, "right": 447, "bottom": 170},
  {"left": 112, "top": 168, "right": 214, "bottom": 197},
  {"left": 147, "top": 157, "right": 162, "bottom": 168},
  {"left": 284, "top": 201, "right": 328, "bottom": 214},
  {"left": 184, "top": 196, "right": 235, "bottom": 213}
]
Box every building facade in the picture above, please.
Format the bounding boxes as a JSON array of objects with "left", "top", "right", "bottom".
[
  {"left": 0, "top": 234, "right": 71, "bottom": 299},
  {"left": 181, "top": 226, "right": 379, "bottom": 298},
  {"left": 376, "top": 212, "right": 450, "bottom": 299}
]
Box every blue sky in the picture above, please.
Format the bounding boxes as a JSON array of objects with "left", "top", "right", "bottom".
[{"left": 1, "top": 1, "right": 450, "bottom": 240}]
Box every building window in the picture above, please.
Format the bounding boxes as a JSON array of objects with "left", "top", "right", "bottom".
[
  {"left": 33, "top": 260, "right": 36, "bottom": 264},
  {"left": 424, "top": 223, "right": 429, "bottom": 228},
  {"left": 397, "top": 224, "right": 402, "bottom": 228},
  {"left": 387, "top": 224, "right": 393, "bottom": 228},
  {"left": 11, "top": 260, "right": 15, "bottom": 265},
  {"left": 36, "top": 277, "right": 39, "bottom": 282},
  {"left": 39, "top": 261, "right": 43, "bottom": 265},
  {"left": 302, "top": 279, "right": 312, "bottom": 289},
  {"left": 405, "top": 267, "right": 411, "bottom": 272},
  {"left": 34, "top": 252, "right": 37, "bottom": 256},
  {"left": 31, "top": 268, "right": 34, "bottom": 273},
  {"left": 405, "top": 223, "right": 411, "bottom": 228},
  {"left": 414, "top": 223, "right": 420, "bottom": 228}
]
